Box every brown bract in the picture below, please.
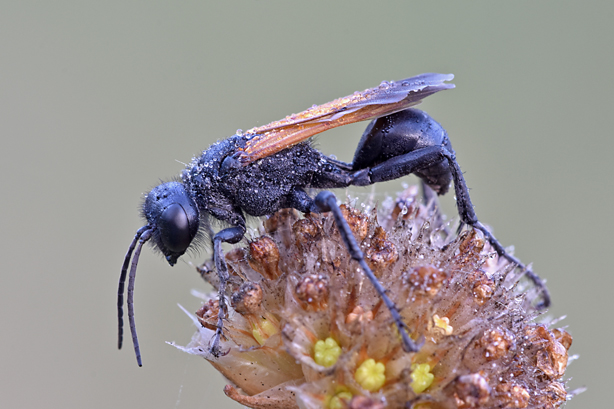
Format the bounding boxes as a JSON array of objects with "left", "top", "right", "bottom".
[{"left": 174, "top": 187, "right": 574, "bottom": 408}]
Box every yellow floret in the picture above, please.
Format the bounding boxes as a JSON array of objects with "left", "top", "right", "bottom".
[
  {"left": 314, "top": 337, "right": 342, "bottom": 367},
  {"left": 251, "top": 316, "right": 279, "bottom": 346},
  {"left": 355, "top": 358, "right": 386, "bottom": 392},
  {"left": 327, "top": 391, "right": 353, "bottom": 409},
  {"left": 410, "top": 363, "right": 434, "bottom": 393},
  {"left": 433, "top": 314, "right": 453, "bottom": 335}
]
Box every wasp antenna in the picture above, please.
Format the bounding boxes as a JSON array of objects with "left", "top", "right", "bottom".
[
  {"left": 118, "top": 226, "right": 150, "bottom": 350},
  {"left": 125, "top": 228, "right": 152, "bottom": 367}
]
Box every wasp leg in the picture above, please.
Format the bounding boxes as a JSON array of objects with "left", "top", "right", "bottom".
[
  {"left": 444, "top": 151, "right": 551, "bottom": 309},
  {"left": 195, "top": 219, "right": 217, "bottom": 283},
  {"left": 314, "top": 190, "right": 423, "bottom": 353},
  {"left": 351, "top": 146, "right": 551, "bottom": 309},
  {"left": 210, "top": 224, "right": 246, "bottom": 357}
]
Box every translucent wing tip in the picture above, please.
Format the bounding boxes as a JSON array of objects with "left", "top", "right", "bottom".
[{"left": 407, "top": 72, "right": 455, "bottom": 89}]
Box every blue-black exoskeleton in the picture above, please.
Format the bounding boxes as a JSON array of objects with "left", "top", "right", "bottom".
[{"left": 118, "top": 73, "right": 550, "bottom": 366}]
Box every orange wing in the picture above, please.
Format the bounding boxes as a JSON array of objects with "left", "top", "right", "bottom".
[{"left": 235, "top": 73, "right": 454, "bottom": 165}]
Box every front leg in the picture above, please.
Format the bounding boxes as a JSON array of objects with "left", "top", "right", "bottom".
[{"left": 210, "top": 224, "right": 246, "bottom": 357}]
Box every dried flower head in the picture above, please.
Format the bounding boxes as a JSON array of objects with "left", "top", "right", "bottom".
[{"left": 174, "top": 186, "right": 574, "bottom": 408}]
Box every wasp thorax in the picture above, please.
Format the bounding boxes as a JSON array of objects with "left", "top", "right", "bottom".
[{"left": 176, "top": 187, "right": 575, "bottom": 409}]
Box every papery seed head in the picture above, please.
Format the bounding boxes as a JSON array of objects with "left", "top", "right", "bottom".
[
  {"left": 546, "top": 382, "right": 567, "bottom": 402},
  {"left": 533, "top": 381, "right": 568, "bottom": 408},
  {"left": 552, "top": 328, "right": 572, "bottom": 350},
  {"left": 178, "top": 187, "right": 575, "bottom": 409},
  {"left": 453, "top": 229, "right": 485, "bottom": 267},
  {"left": 389, "top": 186, "right": 419, "bottom": 222},
  {"left": 264, "top": 207, "right": 300, "bottom": 234},
  {"left": 524, "top": 325, "right": 569, "bottom": 378},
  {"left": 263, "top": 208, "right": 301, "bottom": 250}
]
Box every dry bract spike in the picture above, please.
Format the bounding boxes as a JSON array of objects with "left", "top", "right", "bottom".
[{"left": 175, "top": 186, "right": 574, "bottom": 408}]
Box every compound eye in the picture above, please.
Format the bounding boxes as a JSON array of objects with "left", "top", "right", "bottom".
[{"left": 159, "top": 203, "right": 192, "bottom": 253}]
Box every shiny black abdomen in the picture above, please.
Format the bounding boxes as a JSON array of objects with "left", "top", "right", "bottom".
[{"left": 352, "top": 108, "right": 454, "bottom": 194}]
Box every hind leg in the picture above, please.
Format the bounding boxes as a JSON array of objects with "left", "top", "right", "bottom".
[
  {"left": 350, "top": 145, "right": 551, "bottom": 309},
  {"left": 313, "top": 190, "right": 423, "bottom": 353}
]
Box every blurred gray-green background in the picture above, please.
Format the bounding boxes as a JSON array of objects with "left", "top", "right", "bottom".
[{"left": 1, "top": 2, "right": 611, "bottom": 408}]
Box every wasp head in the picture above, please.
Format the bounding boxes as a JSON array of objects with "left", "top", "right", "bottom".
[
  {"left": 118, "top": 180, "right": 200, "bottom": 365},
  {"left": 142, "top": 181, "right": 200, "bottom": 265}
]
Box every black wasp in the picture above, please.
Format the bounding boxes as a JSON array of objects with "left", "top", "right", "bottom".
[{"left": 118, "top": 73, "right": 549, "bottom": 366}]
